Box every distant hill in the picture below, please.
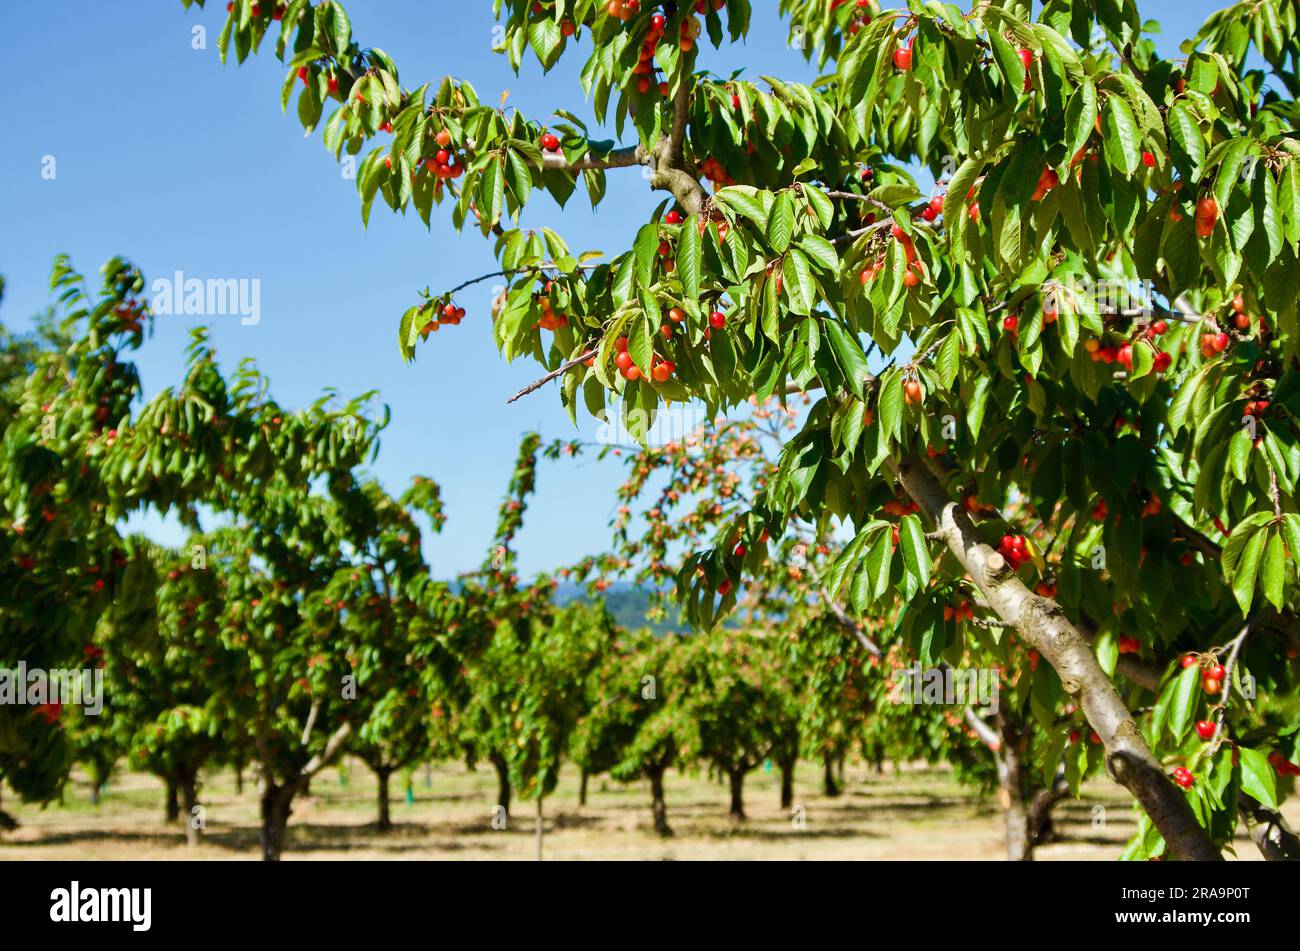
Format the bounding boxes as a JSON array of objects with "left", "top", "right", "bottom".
[{"left": 553, "top": 582, "right": 686, "bottom": 636}]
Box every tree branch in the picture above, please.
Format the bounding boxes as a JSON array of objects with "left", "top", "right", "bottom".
[
  {"left": 506, "top": 346, "right": 599, "bottom": 404},
  {"left": 887, "top": 453, "right": 1221, "bottom": 861}
]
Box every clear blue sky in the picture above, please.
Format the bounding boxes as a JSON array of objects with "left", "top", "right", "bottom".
[{"left": 0, "top": 1, "right": 1220, "bottom": 576}]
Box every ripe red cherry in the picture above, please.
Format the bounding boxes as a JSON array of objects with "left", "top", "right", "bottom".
[
  {"left": 1195, "top": 720, "right": 1217, "bottom": 740},
  {"left": 718, "top": 579, "right": 733, "bottom": 596},
  {"left": 890, "top": 222, "right": 907, "bottom": 240},
  {"left": 1205, "top": 663, "right": 1226, "bottom": 681},
  {"left": 1181, "top": 653, "right": 1199, "bottom": 669},
  {"left": 664, "top": 210, "right": 683, "bottom": 224},
  {"left": 892, "top": 46, "right": 912, "bottom": 71},
  {"left": 1018, "top": 47, "right": 1032, "bottom": 70},
  {"left": 1141, "top": 151, "right": 1157, "bottom": 168},
  {"left": 1172, "top": 767, "right": 1194, "bottom": 789},
  {"left": 1202, "top": 676, "right": 1222, "bottom": 695},
  {"left": 708, "top": 310, "right": 726, "bottom": 329},
  {"left": 1003, "top": 315, "right": 1018, "bottom": 332},
  {"left": 929, "top": 195, "right": 944, "bottom": 214},
  {"left": 615, "top": 350, "right": 634, "bottom": 371},
  {"left": 540, "top": 133, "right": 561, "bottom": 152}
]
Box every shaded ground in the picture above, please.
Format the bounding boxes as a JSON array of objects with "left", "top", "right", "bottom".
[{"left": 1, "top": 759, "right": 1290, "bottom": 860}]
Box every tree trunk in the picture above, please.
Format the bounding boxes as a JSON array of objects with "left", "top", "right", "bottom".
[
  {"left": 179, "top": 768, "right": 200, "bottom": 847},
  {"left": 164, "top": 777, "right": 180, "bottom": 823},
  {"left": 779, "top": 757, "right": 795, "bottom": 810},
  {"left": 0, "top": 786, "right": 17, "bottom": 833},
  {"left": 822, "top": 759, "right": 840, "bottom": 798},
  {"left": 728, "top": 767, "right": 746, "bottom": 823},
  {"left": 647, "top": 765, "right": 672, "bottom": 837},
  {"left": 260, "top": 782, "right": 295, "bottom": 862},
  {"left": 235, "top": 763, "right": 244, "bottom": 796},
  {"left": 490, "top": 751, "right": 510, "bottom": 820},
  {"left": 996, "top": 717, "right": 1034, "bottom": 862},
  {"left": 375, "top": 767, "right": 392, "bottom": 832},
  {"left": 892, "top": 455, "right": 1220, "bottom": 861},
  {"left": 579, "top": 770, "right": 589, "bottom": 808},
  {"left": 535, "top": 796, "right": 544, "bottom": 862}
]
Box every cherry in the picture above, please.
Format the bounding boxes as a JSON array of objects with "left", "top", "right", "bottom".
[
  {"left": 892, "top": 47, "right": 912, "bottom": 71},
  {"left": 1151, "top": 319, "right": 1167, "bottom": 335},
  {"left": 668, "top": 306, "right": 686, "bottom": 323},
  {"left": 929, "top": 195, "right": 944, "bottom": 214},
  {"left": 1195, "top": 196, "right": 1218, "bottom": 237},
  {"left": 540, "top": 132, "right": 561, "bottom": 152},
  {"left": 1205, "top": 663, "right": 1226, "bottom": 681},
  {"left": 1018, "top": 47, "right": 1033, "bottom": 70},
  {"left": 718, "top": 579, "right": 732, "bottom": 596},
  {"left": 1202, "top": 676, "right": 1222, "bottom": 696},
  {"left": 652, "top": 360, "right": 675, "bottom": 382},
  {"left": 903, "top": 379, "right": 923, "bottom": 404},
  {"left": 734, "top": 544, "right": 746, "bottom": 558},
  {"left": 1172, "top": 767, "right": 1194, "bottom": 789},
  {"left": 1141, "top": 151, "right": 1157, "bottom": 168},
  {"left": 615, "top": 350, "right": 634, "bottom": 371},
  {"left": 902, "top": 268, "right": 920, "bottom": 288},
  {"left": 1003, "top": 315, "right": 1018, "bottom": 332},
  {"left": 708, "top": 310, "right": 726, "bottom": 329},
  {"left": 1181, "top": 653, "right": 1200, "bottom": 669},
  {"left": 1195, "top": 720, "right": 1217, "bottom": 740},
  {"left": 664, "top": 210, "right": 683, "bottom": 224}
]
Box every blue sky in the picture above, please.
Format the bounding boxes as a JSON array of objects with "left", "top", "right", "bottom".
[{"left": 0, "top": 1, "right": 1222, "bottom": 576}]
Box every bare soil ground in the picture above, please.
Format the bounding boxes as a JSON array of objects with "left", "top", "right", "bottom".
[{"left": 2, "top": 759, "right": 1290, "bottom": 860}]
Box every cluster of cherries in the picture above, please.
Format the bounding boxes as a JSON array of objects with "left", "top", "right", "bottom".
[
  {"left": 881, "top": 498, "right": 920, "bottom": 517},
  {"left": 535, "top": 287, "right": 569, "bottom": 332},
  {"left": 997, "top": 533, "right": 1032, "bottom": 569},
  {"left": 112, "top": 299, "right": 145, "bottom": 334},
  {"left": 424, "top": 129, "right": 465, "bottom": 180},
  {"left": 1181, "top": 652, "right": 1227, "bottom": 696},
  {"left": 420, "top": 301, "right": 466, "bottom": 338},
  {"left": 942, "top": 601, "right": 974, "bottom": 622},
  {"left": 611, "top": 335, "right": 676, "bottom": 383},
  {"left": 1198, "top": 329, "right": 1232, "bottom": 359}
]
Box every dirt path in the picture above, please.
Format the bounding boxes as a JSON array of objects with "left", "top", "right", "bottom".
[{"left": 1, "top": 759, "right": 1289, "bottom": 860}]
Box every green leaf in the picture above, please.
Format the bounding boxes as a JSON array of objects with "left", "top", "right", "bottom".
[
  {"left": 1102, "top": 94, "right": 1140, "bottom": 177},
  {"left": 1261, "top": 530, "right": 1285, "bottom": 610},
  {"left": 1167, "top": 101, "right": 1205, "bottom": 181},
  {"left": 1165, "top": 663, "right": 1202, "bottom": 744},
  {"left": 823, "top": 320, "right": 869, "bottom": 399},
  {"left": 899, "top": 514, "right": 930, "bottom": 590},
  {"left": 1238, "top": 747, "right": 1278, "bottom": 810},
  {"left": 678, "top": 218, "right": 702, "bottom": 300},
  {"left": 1230, "top": 526, "right": 1267, "bottom": 614},
  {"left": 766, "top": 191, "right": 795, "bottom": 254}
]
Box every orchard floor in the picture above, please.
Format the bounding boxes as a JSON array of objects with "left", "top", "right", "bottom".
[{"left": 2, "top": 759, "right": 1292, "bottom": 860}]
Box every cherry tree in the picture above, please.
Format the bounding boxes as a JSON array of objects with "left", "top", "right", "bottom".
[{"left": 187, "top": 0, "right": 1300, "bottom": 860}]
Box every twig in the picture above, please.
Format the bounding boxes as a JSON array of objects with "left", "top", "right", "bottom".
[{"left": 506, "top": 346, "right": 599, "bottom": 404}]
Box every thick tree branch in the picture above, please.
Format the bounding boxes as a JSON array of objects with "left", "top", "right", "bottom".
[
  {"left": 887, "top": 454, "right": 1221, "bottom": 861},
  {"left": 1239, "top": 793, "right": 1300, "bottom": 860},
  {"left": 299, "top": 720, "right": 354, "bottom": 783}
]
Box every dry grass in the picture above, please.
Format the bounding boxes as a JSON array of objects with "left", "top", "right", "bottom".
[{"left": 2, "top": 759, "right": 1291, "bottom": 860}]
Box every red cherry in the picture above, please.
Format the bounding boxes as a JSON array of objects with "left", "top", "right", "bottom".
[
  {"left": 1141, "top": 151, "right": 1157, "bottom": 168},
  {"left": 718, "top": 579, "right": 732, "bottom": 596},
  {"left": 1202, "top": 676, "right": 1222, "bottom": 696},
  {"left": 664, "top": 210, "right": 683, "bottom": 224},
  {"left": 1003, "top": 315, "right": 1018, "bottom": 332},
  {"left": 892, "top": 47, "right": 912, "bottom": 71},
  {"left": 1181, "top": 653, "right": 1199, "bottom": 669},
  {"left": 1205, "top": 663, "right": 1226, "bottom": 681},
  {"left": 708, "top": 311, "right": 726, "bottom": 329},
  {"left": 540, "top": 133, "right": 561, "bottom": 152},
  {"left": 1195, "top": 721, "right": 1217, "bottom": 740},
  {"left": 1172, "top": 767, "right": 1194, "bottom": 789}
]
